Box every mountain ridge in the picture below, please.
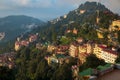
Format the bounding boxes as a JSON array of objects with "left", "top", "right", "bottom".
[
  {"left": 34, "top": 1, "right": 120, "bottom": 43},
  {"left": 0, "top": 15, "right": 45, "bottom": 42}
]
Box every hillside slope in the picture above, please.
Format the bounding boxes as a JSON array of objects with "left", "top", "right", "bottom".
[{"left": 0, "top": 15, "right": 44, "bottom": 42}]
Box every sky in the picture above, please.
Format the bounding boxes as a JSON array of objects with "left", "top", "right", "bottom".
[{"left": 0, "top": 0, "right": 120, "bottom": 21}]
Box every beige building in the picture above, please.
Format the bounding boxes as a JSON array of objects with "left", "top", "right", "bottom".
[
  {"left": 15, "top": 41, "right": 21, "bottom": 51},
  {"left": 69, "top": 43, "right": 79, "bottom": 57},
  {"left": 93, "top": 44, "right": 118, "bottom": 63}
]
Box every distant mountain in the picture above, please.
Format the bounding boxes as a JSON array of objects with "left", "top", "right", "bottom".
[{"left": 0, "top": 15, "right": 45, "bottom": 42}]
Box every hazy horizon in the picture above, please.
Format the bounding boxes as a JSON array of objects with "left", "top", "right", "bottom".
[{"left": 0, "top": 0, "right": 120, "bottom": 21}]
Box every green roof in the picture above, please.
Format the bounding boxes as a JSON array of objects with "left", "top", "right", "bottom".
[
  {"left": 80, "top": 68, "right": 93, "bottom": 76},
  {"left": 56, "top": 54, "right": 65, "bottom": 58},
  {"left": 79, "top": 64, "right": 112, "bottom": 76},
  {"left": 97, "top": 64, "right": 111, "bottom": 71}
]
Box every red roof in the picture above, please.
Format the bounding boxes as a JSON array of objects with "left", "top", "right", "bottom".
[
  {"left": 98, "top": 45, "right": 107, "bottom": 49},
  {"left": 103, "top": 49, "right": 118, "bottom": 56}
]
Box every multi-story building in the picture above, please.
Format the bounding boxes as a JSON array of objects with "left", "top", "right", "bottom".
[
  {"left": 79, "top": 45, "right": 87, "bottom": 53},
  {"left": 78, "top": 52, "right": 89, "bottom": 64},
  {"left": 69, "top": 42, "right": 79, "bottom": 57},
  {"left": 78, "top": 41, "right": 94, "bottom": 64},
  {"left": 0, "top": 52, "right": 16, "bottom": 69},
  {"left": 15, "top": 40, "right": 29, "bottom": 51},
  {"left": 68, "top": 41, "right": 94, "bottom": 64},
  {"left": 86, "top": 41, "right": 95, "bottom": 54},
  {"left": 101, "top": 49, "right": 118, "bottom": 63},
  {"left": 93, "top": 44, "right": 118, "bottom": 63}
]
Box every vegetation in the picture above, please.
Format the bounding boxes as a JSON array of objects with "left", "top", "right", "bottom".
[
  {"left": 0, "top": 66, "right": 15, "bottom": 80},
  {"left": 0, "top": 15, "right": 44, "bottom": 44},
  {"left": 0, "top": 1, "right": 120, "bottom": 80},
  {"left": 80, "top": 54, "right": 106, "bottom": 71},
  {"left": 14, "top": 46, "right": 75, "bottom": 80},
  {"left": 115, "top": 52, "right": 120, "bottom": 63}
]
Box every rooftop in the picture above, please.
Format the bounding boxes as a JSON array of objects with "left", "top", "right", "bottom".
[{"left": 79, "top": 68, "right": 93, "bottom": 76}]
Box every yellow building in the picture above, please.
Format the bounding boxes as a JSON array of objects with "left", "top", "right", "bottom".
[
  {"left": 86, "top": 42, "right": 95, "bottom": 54},
  {"left": 97, "top": 32, "right": 104, "bottom": 38},
  {"left": 109, "top": 20, "right": 120, "bottom": 31},
  {"left": 78, "top": 52, "right": 89, "bottom": 64},
  {"left": 79, "top": 45, "right": 87, "bottom": 54},
  {"left": 47, "top": 45, "right": 56, "bottom": 52},
  {"left": 69, "top": 44, "right": 78, "bottom": 57},
  {"left": 78, "top": 43, "right": 94, "bottom": 64},
  {"left": 93, "top": 44, "right": 104, "bottom": 58}
]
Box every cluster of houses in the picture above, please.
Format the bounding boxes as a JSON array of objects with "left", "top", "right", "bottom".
[
  {"left": 46, "top": 37, "right": 119, "bottom": 65},
  {"left": 66, "top": 28, "right": 78, "bottom": 34},
  {"left": 15, "top": 34, "right": 38, "bottom": 51},
  {"left": 45, "top": 37, "right": 120, "bottom": 80},
  {"left": 70, "top": 40, "right": 119, "bottom": 64},
  {"left": 50, "top": 14, "right": 67, "bottom": 24},
  {"left": 97, "top": 20, "right": 120, "bottom": 46},
  {"left": 0, "top": 52, "right": 16, "bottom": 69}
]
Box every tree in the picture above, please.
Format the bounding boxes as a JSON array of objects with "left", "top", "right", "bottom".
[
  {"left": 35, "top": 59, "right": 50, "bottom": 80},
  {"left": 115, "top": 53, "right": 120, "bottom": 63},
  {"left": 117, "top": 31, "right": 120, "bottom": 43},
  {"left": 80, "top": 54, "right": 106, "bottom": 70},
  {"left": 0, "top": 66, "right": 15, "bottom": 80},
  {"left": 51, "top": 63, "right": 73, "bottom": 80}
]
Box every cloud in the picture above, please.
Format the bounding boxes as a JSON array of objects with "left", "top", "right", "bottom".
[
  {"left": 0, "top": 0, "right": 53, "bottom": 10},
  {"left": 0, "top": 0, "right": 120, "bottom": 21},
  {"left": 13, "top": 0, "right": 29, "bottom": 6},
  {"left": 0, "top": 0, "right": 120, "bottom": 11},
  {"left": 58, "top": 0, "right": 120, "bottom": 14}
]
